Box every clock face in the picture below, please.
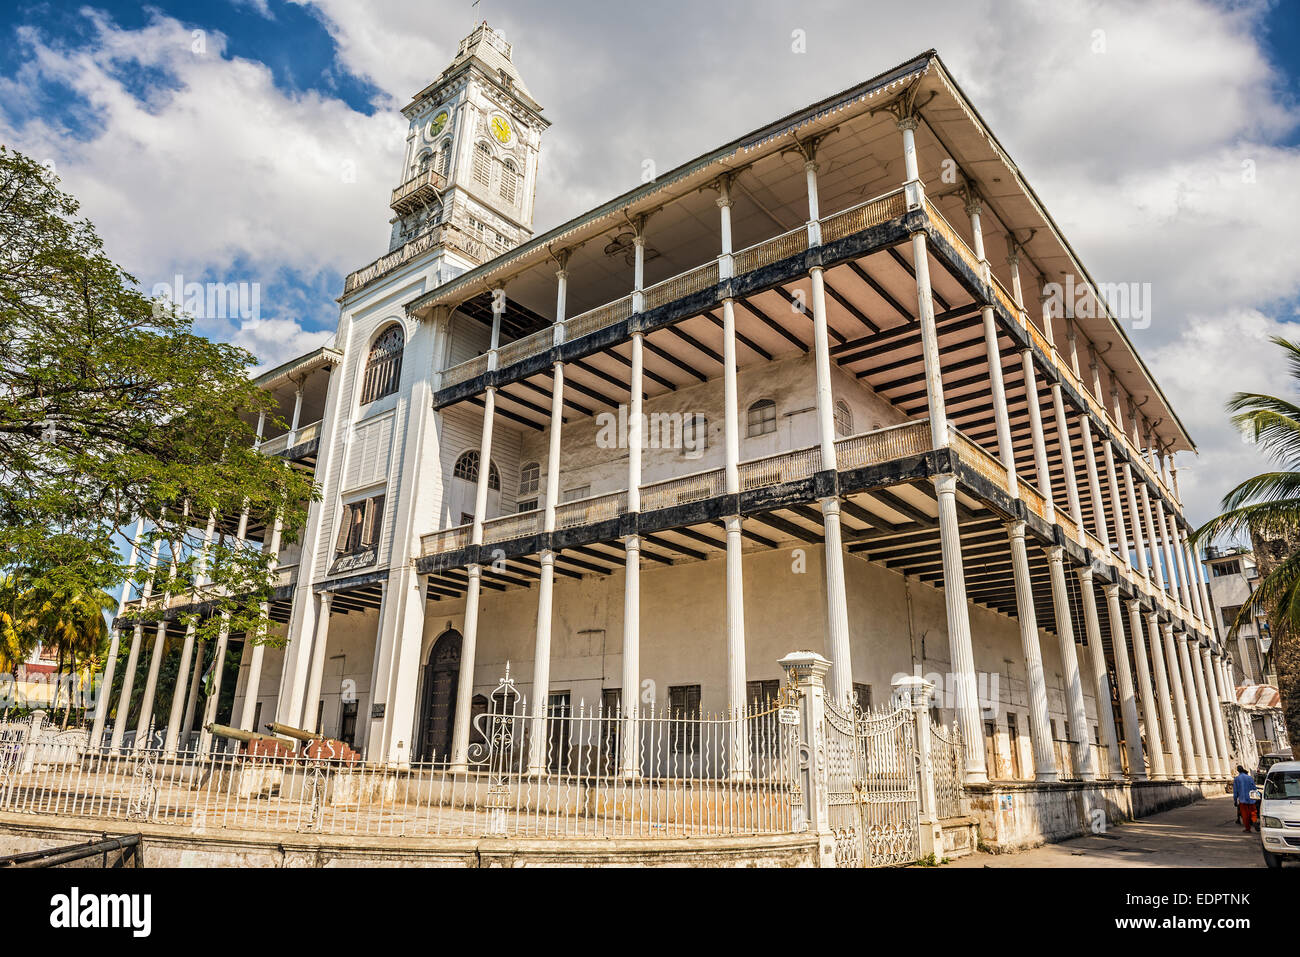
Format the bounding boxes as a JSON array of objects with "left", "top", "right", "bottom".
[
  {"left": 490, "top": 114, "right": 512, "bottom": 145},
  {"left": 427, "top": 110, "right": 449, "bottom": 140}
]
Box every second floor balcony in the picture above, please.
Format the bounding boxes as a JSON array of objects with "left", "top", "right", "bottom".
[{"left": 390, "top": 168, "right": 446, "bottom": 216}]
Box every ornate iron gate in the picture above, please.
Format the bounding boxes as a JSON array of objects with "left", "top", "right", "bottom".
[{"left": 823, "top": 698, "right": 920, "bottom": 867}]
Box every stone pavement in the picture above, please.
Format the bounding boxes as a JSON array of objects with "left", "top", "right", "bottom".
[{"left": 946, "top": 794, "right": 1266, "bottom": 868}]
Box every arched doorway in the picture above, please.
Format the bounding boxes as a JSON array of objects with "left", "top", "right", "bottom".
[{"left": 416, "top": 629, "right": 461, "bottom": 762}]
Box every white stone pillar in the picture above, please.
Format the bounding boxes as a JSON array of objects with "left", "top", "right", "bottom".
[
  {"left": 93, "top": 516, "right": 145, "bottom": 749},
  {"left": 527, "top": 358, "right": 565, "bottom": 775},
  {"left": 1008, "top": 522, "right": 1056, "bottom": 780},
  {"left": 1102, "top": 441, "right": 1130, "bottom": 565},
  {"left": 1175, "top": 631, "right": 1210, "bottom": 777},
  {"left": 1149, "top": 618, "right": 1187, "bottom": 778},
  {"left": 180, "top": 640, "right": 205, "bottom": 748},
  {"left": 1188, "top": 636, "right": 1223, "bottom": 777},
  {"left": 779, "top": 650, "right": 836, "bottom": 866},
  {"left": 982, "top": 305, "right": 1018, "bottom": 494},
  {"left": 1047, "top": 547, "right": 1095, "bottom": 779},
  {"left": 1021, "top": 351, "right": 1055, "bottom": 508},
  {"left": 1105, "top": 586, "right": 1146, "bottom": 779},
  {"left": 620, "top": 332, "right": 645, "bottom": 777},
  {"left": 1123, "top": 463, "right": 1149, "bottom": 579},
  {"left": 911, "top": 221, "right": 985, "bottom": 782},
  {"left": 1051, "top": 386, "right": 1084, "bottom": 532},
  {"left": 720, "top": 296, "right": 750, "bottom": 773},
  {"left": 1080, "top": 417, "right": 1109, "bottom": 548},
  {"left": 809, "top": 269, "right": 851, "bottom": 702},
  {"left": 237, "top": 511, "right": 283, "bottom": 733},
  {"left": 197, "top": 610, "right": 232, "bottom": 754},
  {"left": 1128, "top": 601, "right": 1166, "bottom": 779},
  {"left": 1161, "top": 626, "right": 1192, "bottom": 772},
  {"left": 110, "top": 527, "right": 164, "bottom": 753},
  {"left": 288, "top": 383, "right": 304, "bottom": 447},
  {"left": 1078, "top": 568, "right": 1123, "bottom": 777},
  {"left": 1139, "top": 484, "right": 1166, "bottom": 592},
  {"left": 1164, "top": 510, "right": 1193, "bottom": 614},
  {"left": 301, "top": 593, "right": 333, "bottom": 733},
  {"left": 1201, "top": 643, "right": 1232, "bottom": 777}
]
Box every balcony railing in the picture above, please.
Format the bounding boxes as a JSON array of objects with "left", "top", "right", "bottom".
[
  {"left": 481, "top": 509, "right": 543, "bottom": 546},
  {"left": 732, "top": 226, "right": 809, "bottom": 275},
  {"left": 835, "top": 420, "right": 932, "bottom": 471},
  {"left": 820, "top": 188, "right": 907, "bottom": 244},
  {"left": 555, "top": 490, "right": 627, "bottom": 530},
  {"left": 643, "top": 260, "right": 719, "bottom": 311},
  {"left": 434, "top": 188, "right": 913, "bottom": 392},
  {"left": 390, "top": 168, "right": 447, "bottom": 215},
  {"left": 257, "top": 419, "right": 322, "bottom": 457},
  {"left": 738, "top": 445, "right": 820, "bottom": 491},
  {"left": 640, "top": 468, "right": 726, "bottom": 512}
]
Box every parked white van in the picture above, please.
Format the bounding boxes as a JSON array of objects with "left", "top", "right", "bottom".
[{"left": 1260, "top": 760, "right": 1300, "bottom": 868}]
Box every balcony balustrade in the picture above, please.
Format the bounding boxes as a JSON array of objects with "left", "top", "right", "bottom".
[{"left": 390, "top": 168, "right": 447, "bottom": 216}]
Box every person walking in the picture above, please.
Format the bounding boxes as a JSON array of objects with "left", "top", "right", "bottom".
[{"left": 1233, "top": 765, "right": 1259, "bottom": 833}]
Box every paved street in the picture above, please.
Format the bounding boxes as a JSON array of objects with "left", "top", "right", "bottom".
[{"left": 947, "top": 794, "right": 1267, "bottom": 868}]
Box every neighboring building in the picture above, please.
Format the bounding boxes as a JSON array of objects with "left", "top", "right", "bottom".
[
  {"left": 111, "top": 25, "right": 1241, "bottom": 789},
  {"left": 1202, "top": 545, "right": 1273, "bottom": 686}
]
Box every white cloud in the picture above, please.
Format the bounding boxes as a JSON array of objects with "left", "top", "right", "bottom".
[{"left": 4, "top": 0, "right": 1298, "bottom": 529}]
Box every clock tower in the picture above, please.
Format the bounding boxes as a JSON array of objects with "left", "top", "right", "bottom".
[{"left": 387, "top": 21, "right": 548, "bottom": 278}]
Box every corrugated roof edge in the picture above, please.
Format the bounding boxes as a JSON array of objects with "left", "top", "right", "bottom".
[{"left": 253, "top": 344, "right": 343, "bottom": 387}]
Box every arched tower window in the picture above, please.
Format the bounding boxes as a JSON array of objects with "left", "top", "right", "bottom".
[
  {"left": 499, "top": 159, "right": 518, "bottom": 203},
  {"left": 360, "top": 324, "right": 404, "bottom": 405},
  {"left": 437, "top": 139, "right": 452, "bottom": 177},
  {"left": 453, "top": 450, "right": 500, "bottom": 490},
  {"left": 416, "top": 150, "right": 434, "bottom": 174},
  {"left": 473, "top": 141, "right": 492, "bottom": 187}
]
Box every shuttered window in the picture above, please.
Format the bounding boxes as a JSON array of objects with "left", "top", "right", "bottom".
[
  {"left": 360, "top": 325, "right": 403, "bottom": 405},
  {"left": 343, "top": 414, "right": 395, "bottom": 491},
  {"left": 335, "top": 493, "right": 385, "bottom": 557}
]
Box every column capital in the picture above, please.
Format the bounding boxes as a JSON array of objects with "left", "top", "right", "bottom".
[
  {"left": 624, "top": 533, "right": 641, "bottom": 551},
  {"left": 896, "top": 114, "right": 919, "bottom": 133},
  {"left": 963, "top": 194, "right": 983, "bottom": 218}
]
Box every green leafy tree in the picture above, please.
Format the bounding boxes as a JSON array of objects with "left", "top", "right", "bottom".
[
  {"left": 0, "top": 145, "right": 316, "bottom": 654},
  {"left": 1193, "top": 336, "right": 1300, "bottom": 738}
]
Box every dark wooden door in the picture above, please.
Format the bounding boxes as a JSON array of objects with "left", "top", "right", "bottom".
[{"left": 417, "top": 630, "right": 461, "bottom": 762}]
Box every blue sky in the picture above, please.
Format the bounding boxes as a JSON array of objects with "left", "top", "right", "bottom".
[{"left": 3, "top": 0, "right": 1300, "bottom": 529}]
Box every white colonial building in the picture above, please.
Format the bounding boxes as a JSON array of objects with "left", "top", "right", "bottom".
[{"left": 109, "top": 24, "right": 1244, "bottom": 795}]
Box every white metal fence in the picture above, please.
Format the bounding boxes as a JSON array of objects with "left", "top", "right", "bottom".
[{"left": 0, "top": 691, "right": 800, "bottom": 841}]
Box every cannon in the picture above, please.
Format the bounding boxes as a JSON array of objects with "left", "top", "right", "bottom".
[
  {"left": 264, "top": 721, "right": 324, "bottom": 743},
  {"left": 265, "top": 722, "right": 361, "bottom": 763},
  {"left": 206, "top": 723, "right": 295, "bottom": 759}
]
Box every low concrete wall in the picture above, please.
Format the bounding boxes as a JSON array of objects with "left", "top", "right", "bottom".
[
  {"left": 965, "top": 778, "right": 1221, "bottom": 853},
  {"left": 0, "top": 812, "right": 818, "bottom": 868}
]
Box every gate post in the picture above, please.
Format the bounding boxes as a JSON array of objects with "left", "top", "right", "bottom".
[
  {"left": 779, "top": 651, "right": 835, "bottom": 868},
  {"left": 892, "top": 675, "right": 941, "bottom": 859}
]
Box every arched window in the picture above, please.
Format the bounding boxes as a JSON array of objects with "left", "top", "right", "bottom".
[
  {"left": 834, "top": 399, "right": 853, "bottom": 437},
  {"left": 499, "top": 158, "right": 518, "bottom": 203},
  {"left": 453, "top": 450, "right": 500, "bottom": 490},
  {"left": 746, "top": 399, "right": 777, "bottom": 438},
  {"left": 437, "top": 139, "right": 452, "bottom": 177},
  {"left": 473, "top": 141, "right": 492, "bottom": 187},
  {"left": 519, "top": 461, "right": 540, "bottom": 496},
  {"left": 416, "top": 150, "right": 433, "bottom": 174},
  {"left": 360, "top": 324, "right": 404, "bottom": 404}
]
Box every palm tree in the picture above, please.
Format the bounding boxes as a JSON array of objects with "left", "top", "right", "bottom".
[
  {"left": 28, "top": 586, "right": 114, "bottom": 726},
  {"left": 1194, "top": 335, "right": 1300, "bottom": 738}
]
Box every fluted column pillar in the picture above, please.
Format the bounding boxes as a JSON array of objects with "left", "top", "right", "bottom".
[
  {"left": 1147, "top": 612, "right": 1182, "bottom": 778},
  {"left": 1128, "top": 601, "right": 1166, "bottom": 779},
  {"left": 1078, "top": 567, "right": 1123, "bottom": 777},
  {"left": 1201, "top": 643, "right": 1232, "bottom": 777},
  {"left": 1159, "top": 621, "right": 1195, "bottom": 777},
  {"left": 1047, "top": 547, "right": 1095, "bottom": 779},
  {"left": 1105, "top": 586, "right": 1146, "bottom": 779},
  {"left": 1007, "top": 523, "right": 1056, "bottom": 780},
  {"left": 1175, "top": 631, "right": 1210, "bottom": 777}
]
